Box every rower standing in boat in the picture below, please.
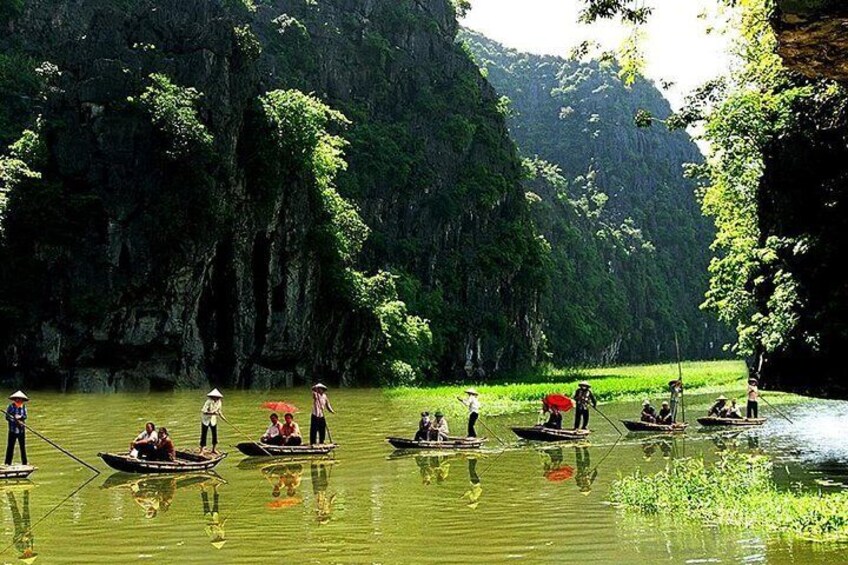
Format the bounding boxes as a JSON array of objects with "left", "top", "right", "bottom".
[
  {"left": 747, "top": 377, "right": 759, "bottom": 419},
  {"left": 573, "top": 381, "right": 596, "bottom": 430},
  {"left": 707, "top": 395, "right": 729, "bottom": 417},
  {"left": 200, "top": 389, "right": 223, "bottom": 455},
  {"left": 429, "top": 411, "right": 449, "bottom": 441},
  {"left": 640, "top": 400, "right": 657, "bottom": 423},
  {"left": 261, "top": 413, "right": 285, "bottom": 446},
  {"left": 414, "top": 411, "right": 431, "bottom": 441},
  {"left": 310, "top": 383, "right": 334, "bottom": 445},
  {"left": 130, "top": 422, "right": 158, "bottom": 459},
  {"left": 656, "top": 401, "right": 673, "bottom": 425},
  {"left": 457, "top": 388, "right": 480, "bottom": 437},
  {"left": 4, "top": 391, "right": 29, "bottom": 466},
  {"left": 668, "top": 379, "right": 683, "bottom": 422}
]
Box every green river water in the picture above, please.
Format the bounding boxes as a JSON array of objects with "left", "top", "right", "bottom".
[{"left": 1, "top": 388, "right": 847, "bottom": 564}]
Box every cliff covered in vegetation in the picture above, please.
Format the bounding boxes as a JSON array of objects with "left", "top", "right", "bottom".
[
  {"left": 0, "top": 0, "right": 545, "bottom": 390},
  {"left": 462, "top": 30, "right": 727, "bottom": 365}
]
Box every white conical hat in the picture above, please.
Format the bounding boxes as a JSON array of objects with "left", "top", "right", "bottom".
[
  {"left": 9, "top": 391, "right": 29, "bottom": 401},
  {"left": 312, "top": 383, "right": 328, "bottom": 390},
  {"left": 464, "top": 388, "right": 479, "bottom": 396},
  {"left": 207, "top": 388, "right": 223, "bottom": 398}
]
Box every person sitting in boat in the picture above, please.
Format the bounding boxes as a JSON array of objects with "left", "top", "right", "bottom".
[
  {"left": 707, "top": 395, "right": 729, "bottom": 417},
  {"left": 726, "top": 399, "right": 743, "bottom": 419},
  {"left": 656, "top": 401, "right": 673, "bottom": 425},
  {"left": 640, "top": 400, "right": 657, "bottom": 423},
  {"left": 261, "top": 413, "right": 285, "bottom": 445},
  {"left": 542, "top": 404, "right": 563, "bottom": 430},
  {"left": 428, "top": 411, "right": 449, "bottom": 441},
  {"left": 414, "top": 411, "right": 431, "bottom": 441},
  {"left": 280, "top": 413, "right": 303, "bottom": 446},
  {"left": 130, "top": 422, "right": 158, "bottom": 458},
  {"left": 152, "top": 427, "right": 176, "bottom": 462}
]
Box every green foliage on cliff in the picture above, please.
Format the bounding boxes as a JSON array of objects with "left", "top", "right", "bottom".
[
  {"left": 462, "top": 29, "right": 725, "bottom": 365},
  {"left": 258, "top": 89, "right": 432, "bottom": 385},
  {"left": 135, "top": 74, "right": 214, "bottom": 160}
]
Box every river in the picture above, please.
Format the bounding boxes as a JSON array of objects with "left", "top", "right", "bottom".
[{"left": 1, "top": 388, "right": 846, "bottom": 564}]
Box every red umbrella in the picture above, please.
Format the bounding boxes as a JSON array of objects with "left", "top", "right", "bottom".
[
  {"left": 545, "top": 465, "right": 575, "bottom": 482},
  {"left": 266, "top": 496, "right": 303, "bottom": 509},
  {"left": 543, "top": 394, "right": 574, "bottom": 412},
  {"left": 262, "top": 401, "right": 299, "bottom": 414}
]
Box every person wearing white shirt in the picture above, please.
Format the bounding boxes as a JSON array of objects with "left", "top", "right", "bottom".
[
  {"left": 457, "top": 388, "right": 480, "bottom": 438},
  {"left": 200, "top": 389, "right": 223, "bottom": 454},
  {"left": 261, "top": 413, "right": 284, "bottom": 446},
  {"left": 130, "top": 422, "right": 158, "bottom": 458}
]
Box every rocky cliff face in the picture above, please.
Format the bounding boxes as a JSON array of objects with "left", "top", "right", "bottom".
[
  {"left": 0, "top": 0, "right": 542, "bottom": 390},
  {"left": 773, "top": 0, "right": 848, "bottom": 81}
]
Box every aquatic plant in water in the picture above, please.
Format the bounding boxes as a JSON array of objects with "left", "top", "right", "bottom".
[{"left": 610, "top": 452, "right": 848, "bottom": 542}]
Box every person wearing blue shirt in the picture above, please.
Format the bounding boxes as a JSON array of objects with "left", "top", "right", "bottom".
[{"left": 4, "top": 391, "right": 29, "bottom": 466}]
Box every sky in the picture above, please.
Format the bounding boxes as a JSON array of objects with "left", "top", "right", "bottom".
[{"left": 461, "top": 0, "right": 735, "bottom": 111}]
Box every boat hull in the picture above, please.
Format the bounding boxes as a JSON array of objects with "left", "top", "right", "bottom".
[
  {"left": 386, "top": 437, "right": 485, "bottom": 450},
  {"left": 0, "top": 465, "right": 36, "bottom": 480},
  {"left": 235, "top": 442, "right": 337, "bottom": 457},
  {"left": 511, "top": 426, "right": 591, "bottom": 442},
  {"left": 621, "top": 420, "right": 688, "bottom": 433},
  {"left": 98, "top": 450, "right": 227, "bottom": 474},
  {"left": 696, "top": 417, "right": 766, "bottom": 427}
]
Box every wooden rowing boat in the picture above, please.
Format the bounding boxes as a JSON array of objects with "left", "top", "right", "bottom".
[
  {"left": 511, "top": 426, "right": 591, "bottom": 442},
  {"left": 235, "top": 442, "right": 337, "bottom": 457},
  {"left": 0, "top": 464, "right": 36, "bottom": 480},
  {"left": 386, "top": 437, "right": 486, "bottom": 450},
  {"left": 98, "top": 450, "right": 227, "bottom": 474},
  {"left": 621, "top": 420, "right": 688, "bottom": 433},
  {"left": 696, "top": 417, "right": 766, "bottom": 427}
]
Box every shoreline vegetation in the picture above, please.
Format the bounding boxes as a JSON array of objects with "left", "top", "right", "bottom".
[
  {"left": 610, "top": 452, "right": 848, "bottom": 542},
  {"left": 385, "top": 360, "right": 783, "bottom": 416}
]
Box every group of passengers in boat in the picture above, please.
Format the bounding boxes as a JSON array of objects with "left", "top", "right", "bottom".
[
  {"left": 130, "top": 423, "right": 176, "bottom": 461},
  {"left": 411, "top": 388, "right": 480, "bottom": 441},
  {"left": 706, "top": 377, "right": 760, "bottom": 419}
]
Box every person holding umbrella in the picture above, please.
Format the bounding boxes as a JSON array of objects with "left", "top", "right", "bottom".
[
  {"left": 4, "top": 391, "right": 28, "bottom": 466},
  {"left": 310, "top": 383, "right": 334, "bottom": 445},
  {"left": 457, "top": 388, "right": 480, "bottom": 438},
  {"left": 200, "top": 389, "right": 223, "bottom": 454},
  {"left": 572, "top": 381, "right": 596, "bottom": 430}
]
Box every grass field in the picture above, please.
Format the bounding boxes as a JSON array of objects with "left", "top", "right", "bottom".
[{"left": 385, "top": 360, "right": 751, "bottom": 416}]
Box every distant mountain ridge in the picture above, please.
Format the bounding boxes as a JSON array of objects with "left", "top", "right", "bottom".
[{"left": 462, "top": 28, "right": 730, "bottom": 364}]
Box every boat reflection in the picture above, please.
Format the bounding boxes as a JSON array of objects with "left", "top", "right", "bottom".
[
  {"left": 311, "top": 462, "right": 336, "bottom": 525},
  {"left": 101, "top": 473, "right": 225, "bottom": 519},
  {"left": 4, "top": 487, "right": 36, "bottom": 564}
]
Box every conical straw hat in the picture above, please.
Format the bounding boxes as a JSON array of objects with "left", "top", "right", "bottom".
[
  {"left": 9, "top": 391, "right": 29, "bottom": 401},
  {"left": 207, "top": 389, "right": 223, "bottom": 398}
]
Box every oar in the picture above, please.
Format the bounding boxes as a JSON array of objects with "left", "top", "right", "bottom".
[
  {"left": 1, "top": 409, "right": 100, "bottom": 474},
  {"left": 591, "top": 405, "right": 623, "bottom": 436},
  {"left": 674, "top": 332, "right": 686, "bottom": 423},
  {"left": 219, "top": 414, "right": 274, "bottom": 457},
  {"left": 759, "top": 395, "right": 793, "bottom": 424},
  {"left": 324, "top": 417, "right": 334, "bottom": 444}
]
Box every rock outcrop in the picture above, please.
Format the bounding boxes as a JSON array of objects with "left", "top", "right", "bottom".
[
  {"left": 0, "top": 0, "right": 542, "bottom": 390},
  {"left": 773, "top": 0, "right": 848, "bottom": 81}
]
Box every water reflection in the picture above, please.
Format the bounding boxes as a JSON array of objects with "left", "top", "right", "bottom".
[
  {"left": 311, "top": 462, "right": 336, "bottom": 525},
  {"left": 574, "top": 446, "right": 597, "bottom": 495},
  {"left": 415, "top": 455, "right": 454, "bottom": 485},
  {"left": 542, "top": 448, "right": 574, "bottom": 483},
  {"left": 201, "top": 484, "right": 226, "bottom": 549},
  {"left": 101, "top": 474, "right": 224, "bottom": 519},
  {"left": 461, "top": 458, "right": 483, "bottom": 509},
  {"left": 5, "top": 488, "right": 36, "bottom": 564},
  {"left": 261, "top": 463, "right": 304, "bottom": 509}
]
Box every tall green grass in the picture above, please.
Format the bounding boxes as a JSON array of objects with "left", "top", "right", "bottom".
[
  {"left": 610, "top": 452, "right": 848, "bottom": 542},
  {"left": 385, "top": 360, "right": 748, "bottom": 416}
]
